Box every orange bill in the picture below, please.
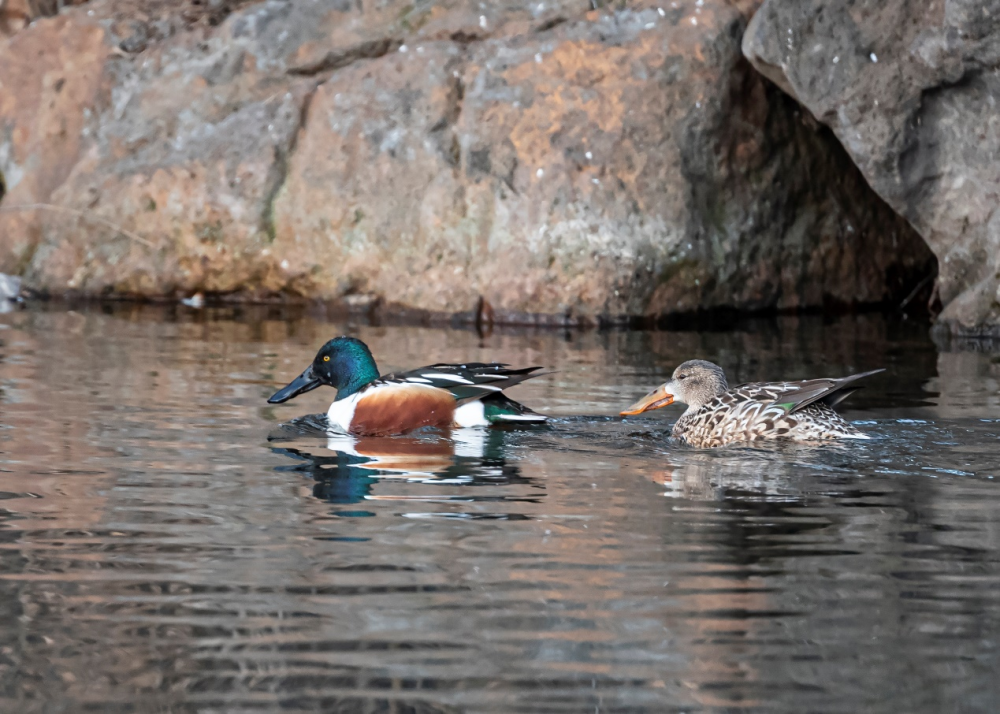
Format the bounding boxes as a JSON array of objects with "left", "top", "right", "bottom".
[{"left": 620, "top": 385, "right": 674, "bottom": 416}]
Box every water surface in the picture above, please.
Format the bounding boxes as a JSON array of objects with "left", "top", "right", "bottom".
[{"left": 0, "top": 305, "right": 998, "bottom": 712}]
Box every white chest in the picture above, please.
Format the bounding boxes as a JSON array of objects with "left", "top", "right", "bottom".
[{"left": 326, "top": 392, "right": 360, "bottom": 432}]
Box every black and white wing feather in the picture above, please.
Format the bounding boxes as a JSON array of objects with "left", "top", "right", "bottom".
[{"left": 379, "top": 363, "right": 544, "bottom": 404}]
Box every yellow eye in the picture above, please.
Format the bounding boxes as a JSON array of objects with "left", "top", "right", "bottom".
[{"left": 323, "top": 356, "right": 330, "bottom": 362}]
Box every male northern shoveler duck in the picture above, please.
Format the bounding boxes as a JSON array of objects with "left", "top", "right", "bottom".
[
  {"left": 268, "top": 336, "right": 546, "bottom": 436},
  {"left": 620, "top": 359, "right": 883, "bottom": 448}
]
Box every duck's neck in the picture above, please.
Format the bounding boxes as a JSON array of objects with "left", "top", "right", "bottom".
[
  {"left": 333, "top": 353, "right": 380, "bottom": 401},
  {"left": 335, "top": 374, "right": 376, "bottom": 400}
]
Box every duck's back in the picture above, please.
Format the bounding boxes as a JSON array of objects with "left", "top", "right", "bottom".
[{"left": 673, "top": 381, "right": 867, "bottom": 448}]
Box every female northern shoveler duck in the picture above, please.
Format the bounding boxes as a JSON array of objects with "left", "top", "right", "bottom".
[
  {"left": 268, "top": 336, "right": 546, "bottom": 436},
  {"left": 620, "top": 360, "right": 883, "bottom": 448}
]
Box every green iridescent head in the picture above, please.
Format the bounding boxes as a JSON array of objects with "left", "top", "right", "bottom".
[{"left": 268, "top": 336, "right": 380, "bottom": 404}]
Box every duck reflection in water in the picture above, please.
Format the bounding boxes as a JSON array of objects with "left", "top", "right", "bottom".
[
  {"left": 269, "top": 416, "right": 540, "bottom": 507},
  {"left": 642, "top": 439, "right": 870, "bottom": 501}
]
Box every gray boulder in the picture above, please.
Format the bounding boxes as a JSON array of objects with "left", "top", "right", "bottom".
[
  {"left": 0, "top": 0, "right": 933, "bottom": 322},
  {"left": 744, "top": 0, "right": 1000, "bottom": 335}
]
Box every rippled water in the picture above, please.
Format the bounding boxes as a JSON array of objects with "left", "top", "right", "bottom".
[{"left": 1, "top": 304, "right": 999, "bottom": 712}]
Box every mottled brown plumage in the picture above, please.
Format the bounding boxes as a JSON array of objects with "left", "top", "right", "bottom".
[{"left": 622, "top": 360, "right": 883, "bottom": 448}]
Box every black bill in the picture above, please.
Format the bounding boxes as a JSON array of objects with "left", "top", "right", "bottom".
[{"left": 268, "top": 365, "right": 322, "bottom": 404}]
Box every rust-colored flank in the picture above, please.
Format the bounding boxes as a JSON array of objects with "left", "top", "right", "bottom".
[{"left": 349, "top": 385, "right": 456, "bottom": 436}]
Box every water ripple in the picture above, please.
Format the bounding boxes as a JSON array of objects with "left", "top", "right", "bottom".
[{"left": 1, "top": 307, "right": 999, "bottom": 712}]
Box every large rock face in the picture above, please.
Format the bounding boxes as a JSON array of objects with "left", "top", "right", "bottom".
[
  {"left": 0, "top": 0, "right": 933, "bottom": 322},
  {"left": 744, "top": 0, "right": 1000, "bottom": 336}
]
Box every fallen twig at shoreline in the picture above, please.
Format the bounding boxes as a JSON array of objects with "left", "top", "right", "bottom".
[{"left": 0, "top": 203, "right": 156, "bottom": 249}]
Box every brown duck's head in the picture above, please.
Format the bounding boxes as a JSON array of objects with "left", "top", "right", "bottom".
[{"left": 620, "top": 359, "right": 729, "bottom": 415}]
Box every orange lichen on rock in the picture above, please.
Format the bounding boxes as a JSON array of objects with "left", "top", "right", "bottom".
[{"left": 0, "top": 0, "right": 934, "bottom": 323}]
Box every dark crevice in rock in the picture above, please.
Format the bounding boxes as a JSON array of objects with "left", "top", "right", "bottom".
[
  {"left": 449, "top": 31, "right": 487, "bottom": 46},
  {"left": 535, "top": 16, "right": 568, "bottom": 33},
  {"left": 287, "top": 38, "right": 401, "bottom": 76},
  {"left": 677, "top": 52, "right": 936, "bottom": 314},
  {"left": 261, "top": 86, "right": 318, "bottom": 244},
  {"left": 899, "top": 267, "right": 939, "bottom": 314},
  {"left": 448, "top": 12, "right": 573, "bottom": 47},
  {"left": 743, "top": 0, "right": 1000, "bottom": 335},
  {"left": 434, "top": 64, "right": 465, "bottom": 131},
  {"left": 430, "top": 60, "right": 466, "bottom": 171}
]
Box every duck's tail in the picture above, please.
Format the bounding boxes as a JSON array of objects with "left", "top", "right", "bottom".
[{"left": 481, "top": 393, "right": 547, "bottom": 424}]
